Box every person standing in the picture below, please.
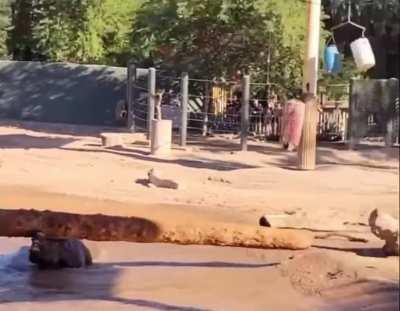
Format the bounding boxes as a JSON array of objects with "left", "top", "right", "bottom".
[{"left": 281, "top": 90, "right": 306, "bottom": 151}]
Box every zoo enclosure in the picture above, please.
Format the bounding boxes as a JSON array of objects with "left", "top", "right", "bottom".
[{"left": 126, "top": 65, "right": 399, "bottom": 149}]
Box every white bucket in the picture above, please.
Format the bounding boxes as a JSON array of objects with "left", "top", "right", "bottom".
[{"left": 350, "top": 37, "right": 376, "bottom": 72}]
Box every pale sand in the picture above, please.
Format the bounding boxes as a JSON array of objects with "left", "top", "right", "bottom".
[{"left": 0, "top": 120, "right": 399, "bottom": 310}]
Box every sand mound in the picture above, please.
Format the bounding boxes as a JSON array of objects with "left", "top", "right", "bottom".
[{"left": 280, "top": 251, "right": 359, "bottom": 295}]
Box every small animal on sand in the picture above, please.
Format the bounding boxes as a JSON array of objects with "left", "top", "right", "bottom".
[{"left": 29, "top": 231, "right": 92, "bottom": 269}]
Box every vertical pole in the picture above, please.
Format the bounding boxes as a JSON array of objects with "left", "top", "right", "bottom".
[
  {"left": 202, "top": 82, "right": 209, "bottom": 136},
  {"left": 180, "top": 72, "right": 189, "bottom": 147},
  {"left": 297, "top": 96, "right": 318, "bottom": 170},
  {"left": 348, "top": 77, "right": 356, "bottom": 149},
  {"left": 297, "top": 0, "right": 321, "bottom": 170},
  {"left": 127, "top": 63, "right": 135, "bottom": 133},
  {"left": 241, "top": 75, "right": 250, "bottom": 151},
  {"left": 147, "top": 67, "right": 156, "bottom": 140}
]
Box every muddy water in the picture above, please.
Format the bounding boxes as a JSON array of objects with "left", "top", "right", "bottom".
[
  {"left": 0, "top": 188, "right": 315, "bottom": 310},
  {"left": 1, "top": 237, "right": 322, "bottom": 311},
  {"left": 0, "top": 187, "right": 398, "bottom": 310},
  {"left": 1, "top": 238, "right": 398, "bottom": 311}
]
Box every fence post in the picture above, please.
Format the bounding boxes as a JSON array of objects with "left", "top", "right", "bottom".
[
  {"left": 147, "top": 67, "right": 156, "bottom": 139},
  {"left": 348, "top": 78, "right": 358, "bottom": 149},
  {"left": 240, "top": 75, "right": 250, "bottom": 151},
  {"left": 202, "top": 82, "right": 209, "bottom": 136},
  {"left": 127, "top": 63, "right": 135, "bottom": 132},
  {"left": 180, "top": 72, "right": 189, "bottom": 147}
]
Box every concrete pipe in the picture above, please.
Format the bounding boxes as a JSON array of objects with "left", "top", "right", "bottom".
[{"left": 150, "top": 119, "right": 172, "bottom": 156}]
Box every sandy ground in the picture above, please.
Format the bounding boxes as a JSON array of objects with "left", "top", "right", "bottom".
[{"left": 0, "top": 120, "right": 399, "bottom": 310}]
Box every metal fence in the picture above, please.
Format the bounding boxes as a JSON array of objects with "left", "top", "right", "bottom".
[
  {"left": 349, "top": 78, "right": 399, "bottom": 147},
  {"left": 126, "top": 66, "right": 398, "bottom": 148}
]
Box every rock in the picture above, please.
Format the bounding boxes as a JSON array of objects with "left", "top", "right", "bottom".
[
  {"left": 148, "top": 168, "right": 181, "bottom": 190},
  {"left": 259, "top": 215, "right": 271, "bottom": 227},
  {"left": 369, "top": 209, "right": 399, "bottom": 256},
  {"left": 207, "top": 176, "right": 232, "bottom": 184},
  {"left": 100, "top": 133, "right": 124, "bottom": 148},
  {"left": 259, "top": 214, "right": 289, "bottom": 228}
]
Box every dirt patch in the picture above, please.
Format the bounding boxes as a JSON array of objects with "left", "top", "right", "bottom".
[{"left": 280, "top": 251, "right": 359, "bottom": 295}]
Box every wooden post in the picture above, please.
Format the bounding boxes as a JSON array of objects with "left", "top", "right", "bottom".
[
  {"left": 297, "top": 95, "right": 318, "bottom": 170},
  {"left": 297, "top": 0, "right": 321, "bottom": 170},
  {"left": 202, "top": 82, "right": 209, "bottom": 136},
  {"left": 180, "top": 72, "right": 189, "bottom": 146},
  {"left": 241, "top": 75, "right": 250, "bottom": 151},
  {"left": 147, "top": 67, "right": 156, "bottom": 140}
]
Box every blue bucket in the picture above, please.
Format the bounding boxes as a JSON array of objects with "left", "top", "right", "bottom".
[{"left": 324, "top": 45, "right": 341, "bottom": 74}]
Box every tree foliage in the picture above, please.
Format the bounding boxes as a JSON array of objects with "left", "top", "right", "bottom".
[
  {"left": 2, "top": 0, "right": 395, "bottom": 92},
  {"left": 8, "top": 0, "right": 142, "bottom": 64},
  {"left": 325, "top": 0, "right": 399, "bottom": 25},
  {"left": 319, "top": 57, "right": 359, "bottom": 100},
  {"left": 131, "top": 0, "right": 313, "bottom": 92},
  {"left": 0, "top": 0, "right": 12, "bottom": 58}
]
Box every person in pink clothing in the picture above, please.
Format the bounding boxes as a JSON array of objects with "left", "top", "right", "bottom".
[
  {"left": 282, "top": 99, "right": 305, "bottom": 151},
  {"left": 281, "top": 90, "right": 306, "bottom": 151}
]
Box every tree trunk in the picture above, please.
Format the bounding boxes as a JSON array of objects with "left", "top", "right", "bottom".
[
  {"left": 297, "top": 94, "right": 318, "bottom": 170},
  {"left": 0, "top": 209, "right": 313, "bottom": 250}
]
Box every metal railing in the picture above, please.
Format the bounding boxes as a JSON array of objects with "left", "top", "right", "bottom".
[{"left": 126, "top": 67, "right": 354, "bottom": 149}]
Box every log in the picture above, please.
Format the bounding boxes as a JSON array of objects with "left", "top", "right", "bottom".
[
  {"left": 0, "top": 209, "right": 160, "bottom": 242},
  {"left": 0, "top": 209, "right": 313, "bottom": 250}
]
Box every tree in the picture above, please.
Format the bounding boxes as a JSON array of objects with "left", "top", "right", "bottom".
[
  {"left": 324, "top": 0, "right": 399, "bottom": 26},
  {"left": 8, "top": 0, "right": 143, "bottom": 64},
  {"left": 131, "top": 0, "right": 312, "bottom": 95},
  {"left": 319, "top": 57, "right": 359, "bottom": 100},
  {"left": 323, "top": 0, "right": 399, "bottom": 42},
  {"left": 7, "top": 0, "right": 35, "bottom": 60},
  {"left": 0, "top": 0, "right": 11, "bottom": 58},
  {"left": 30, "top": 0, "right": 88, "bottom": 61},
  {"left": 132, "top": 0, "right": 274, "bottom": 75},
  {"left": 95, "top": 0, "right": 144, "bottom": 65}
]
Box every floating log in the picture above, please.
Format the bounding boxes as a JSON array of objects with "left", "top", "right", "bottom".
[
  {"left": 0, "top": 209, "right": 313, "bottom": 250},
  {"left": 0, "top": 208, "right": 160, "bottom": 242}
]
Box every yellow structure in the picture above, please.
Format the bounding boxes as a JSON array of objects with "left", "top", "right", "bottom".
[{"left": 211, "top": 85, "right": 231, "bottom": 115}]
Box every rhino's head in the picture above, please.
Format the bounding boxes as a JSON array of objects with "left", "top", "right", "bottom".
[{"left": 29, "top": 231, "right": 60, "bottom": 267}]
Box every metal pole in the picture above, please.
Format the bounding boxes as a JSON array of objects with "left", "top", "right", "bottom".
[
  {"left": 266, "top": 38, "right": 271, "bottom": 101},
  {"left": 147, "top": 67, "right": 156, "bottom": 140},
  {"left": 202, "top": 82, "right": 209, "bottom": 136},
  {"left": 180, "top": 72, "right": 189, "bottom": 147},
  {"left": 127, "top": 63, "right": 135, "bottom": 132},
  {"left": 297, "top": 0, "right": 321, "bottom": 170},
  {"left": 240, "top": 75, "right": 250, "bottom": 151}
]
